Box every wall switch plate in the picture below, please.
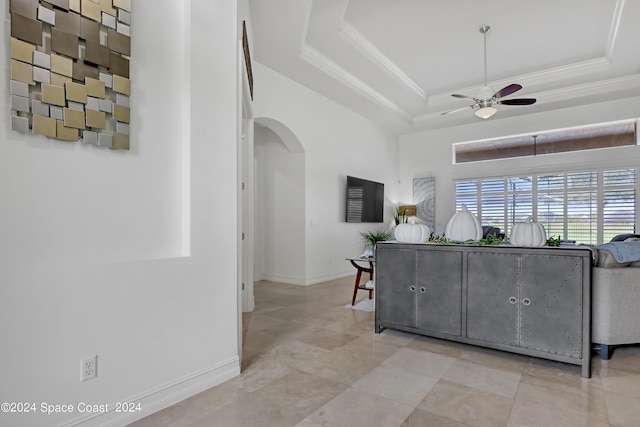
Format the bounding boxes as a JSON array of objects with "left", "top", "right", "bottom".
[{"left": 81, "top": 355, "right": 97, "bottom": 382}]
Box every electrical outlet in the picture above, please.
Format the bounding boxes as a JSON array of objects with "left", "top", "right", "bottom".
[{"left": 80, "top": 355, "right": 97, "bottom": 382}]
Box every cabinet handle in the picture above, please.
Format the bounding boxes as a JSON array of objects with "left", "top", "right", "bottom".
[
  {"left": 419, "top": 287, "right": 426, "bottom": 293},
  {"left": 522, "top": 298, "right": 531, "bottom": 306},
  {"left": 409, "top": 286, "right": 416, "bottom": 292},
  {"left": 508, "top": 296, "right": 517, "bottom": 304}
]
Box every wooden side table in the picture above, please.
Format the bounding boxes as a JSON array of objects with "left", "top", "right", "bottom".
[{"left": 346, "top": 258, "right": 375, "bottom": 306}]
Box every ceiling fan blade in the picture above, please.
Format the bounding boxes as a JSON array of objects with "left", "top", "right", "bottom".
[
  {"left": 493, "top": 83, "right": 522, "bottom": 99},
  {"left": 441, "top": 106, "right": 474, "bottom": 116},
  {"left": 498, "top": 98, "right": 537, "bottom": 106},
  {"left": 451, "top": 93, "right": 476, "bottom": 100}
]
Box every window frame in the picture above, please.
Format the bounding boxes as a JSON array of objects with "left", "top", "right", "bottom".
[{"left": 454, "top": 167, "right": 638, "bottom": 244}]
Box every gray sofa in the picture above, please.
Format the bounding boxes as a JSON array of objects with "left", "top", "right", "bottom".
[{"left": 591, "top": 239, "right": 640, "bottom": 359}]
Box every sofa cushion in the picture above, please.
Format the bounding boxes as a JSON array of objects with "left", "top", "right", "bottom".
[{"left": 596, "top": 249, "right": 631, "bottom": 268}]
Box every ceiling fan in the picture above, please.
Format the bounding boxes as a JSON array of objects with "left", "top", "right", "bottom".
[{"left": 442, "top": 26, "right": 536, "bottom": 119}]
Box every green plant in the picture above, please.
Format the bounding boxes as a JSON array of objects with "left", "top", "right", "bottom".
[
  {"left": 547, "top": 235, "right": 562, "bottom": 247},
  {"left": 393, "top": 205, "right": 408, "bottom": 225},
  {"left": 360, "top": 228, "right": 392, "bottom": 249}
]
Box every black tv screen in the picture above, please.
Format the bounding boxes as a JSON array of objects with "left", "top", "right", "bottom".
[{"left": 345, "top": 176, "right": 384, "bottom": 223}]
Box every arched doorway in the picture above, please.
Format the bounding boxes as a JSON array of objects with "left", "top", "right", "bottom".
[{"left": 253, "top": 118, "right": 306, "bottom": 284}]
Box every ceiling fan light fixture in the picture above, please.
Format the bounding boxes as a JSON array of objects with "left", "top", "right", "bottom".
[{"left": 475, "top": 106, "right": 497, "bottom": 119}]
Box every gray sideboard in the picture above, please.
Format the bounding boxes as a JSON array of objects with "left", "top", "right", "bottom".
[{"left": 375, "top": 242, "right": 592, "bottom": 378}]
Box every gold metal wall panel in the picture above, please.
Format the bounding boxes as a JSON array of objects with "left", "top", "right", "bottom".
[
  {"left": 84, "top": 40, "right": 111, "bottom": 67},
  {"left": 85, "top": 77, "right": 106, "bottom": 98},
  {"left": 107, "top": 28, "right": 130, "bottom": 56},
  {"left": 33, "top": 115, "right": 57, "bottom": 138},
  {"left": 63, "top": 108, "right": 85, "bottom": 129},
  {"left": 112, "top": 132, "right": 129, "bottom": 150},
  {"left": 11, "top": 37, "right": 35, "bottom": 63},
  {"left": 72, "top": 60, "right": 99, "bottom": 81},
  {"left": 47, "top": 0, "right": 70, "bottom": 10},
  {"left": 57, "top": 121, "right": 79, "bottom": 141},
  {"left": 113, "top": 0, "right": 131, "bottom": 13},
  {"left": 113, "top": 104, "right": 130, "bottom": 123},
  {"left": 11, "top": 12, "right": 43, "bottom": 46},
  {"left": 54, "top": 10, "right": 81, "bottom": 36},
  {"left": 86, "top": 109, "right": 106, "bottom": 128},
  {"left": 11, "top": 60, "right": 36, "bottom": 85},
  {"left": 65, "top": 81, "right": 88, "bottom": 103},
  {"left": 109, "top": 54, "right": 129, "bottom": 78},
  {"left": 50, "top": 53, "right": 73, "bottom": 77},
  {"left": 50, "top": 72, "right": 71, "bottom": 86},
  {"left": 112, "top": 75, "right": 130, "bottom": 95},
  {"left": 81, "top": 0, "right": 101, "bottom": 21},
  {"left": 42, "top": 83, "right": 66, "bottom": 106},
  {"left": 80, "top": 17, "right": 100, "bottom": 42},
  {"left": 11, "top": 0, "right": 39, "bottom": 20},
  {"left": 69, "top": 0, "right": 80, "bottom": 13},
  {"left": 51, "top": 28, "right": 79, "bottom": 59},
  {"left": 99, "top": 0, "right": 116, "bottom": 16}
]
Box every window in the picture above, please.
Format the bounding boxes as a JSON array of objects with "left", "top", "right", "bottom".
[
  {"left": 455, "top": 168, "right": 637, "bottom": 244},
  {"left": 454, "top": 121, "right": 637, "bottom": 164}
]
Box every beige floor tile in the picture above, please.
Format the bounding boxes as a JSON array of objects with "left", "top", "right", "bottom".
[
  {"left": 190, "top": 394, "right": 304, "bottom": 427},
  {"left": 132, "top": 277, "right": 640, "bottom": 427},
  {"left": 600, "top": 369, "right": 640, "bottom": 398},
  {"left": 417, "top": 380, "right": 513, "bottom": 427},
  {"left": 405, "top": 336, "right": 466, "bottom": 358},
  {"left": 508, "top": 393, "right": 612, "bottom": 427},
  {"left": 296, "top": 347, "right": 380, "bottom": 386},
  {"left": 294, "top": 419, "right": 325, "bottom": 427},
  {"left": 231, "top": 352, "right": 295, "bottom": 393},
  {"left": 296, "top": 327, "right": 359, "bottom": 350},
  {"left": 352, "top": 364, "right": 438, "bottom": 405},
  {"left": 513, "top": 381, "right": 609, "bottom": 422},
  {"left": 308, "top": 387, "right": 415, "bottom": 427},
  {"left": 382, "top": 346, "right": 457, "bottom": 379},
  {"left": 400, "top": 408, "right": 470, "bottom": 426},
  {"left": 457, "top": 346, "right": 528, "bottom": 374},
  {"left": 604, "top": 390, "right": 640, "bottom": 427},
  {"left": 254, "top": 370, "right": 348, "bottom": 415},
  {"left": 441, "top": 358, "right": 522, "bottom": 398}
]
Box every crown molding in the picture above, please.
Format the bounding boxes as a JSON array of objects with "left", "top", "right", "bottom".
[
  {"left": 299, "top": 43, "right": 413, "bottom": 122},
  {"left": 338, "top": 21, "right": 426, "bottom": 101}
]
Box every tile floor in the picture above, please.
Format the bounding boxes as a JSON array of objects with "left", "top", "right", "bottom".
[{"left": 130, "top": 277, "right": 640, "bottom": 427}]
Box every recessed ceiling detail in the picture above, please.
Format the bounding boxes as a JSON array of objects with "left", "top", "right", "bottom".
[{"left": 250, "top": 0, "right": 640, "bottom": 132}]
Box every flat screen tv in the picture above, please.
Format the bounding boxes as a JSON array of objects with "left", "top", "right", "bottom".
[{"left": 345, "top": 176, "right": 384, "bottom": 223}]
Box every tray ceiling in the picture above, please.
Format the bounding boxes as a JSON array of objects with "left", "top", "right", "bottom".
[{"left": 249, "top": 0, "right": 640, "bottom": 133}]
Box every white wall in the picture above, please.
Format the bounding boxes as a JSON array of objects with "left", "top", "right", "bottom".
[
  {"left": 253, "top": 62, "right": 399, "bottom": 285},
  {"left": 0, "top": 1, "right": 242, "bottom": 426},
  {"left": 399, "top": 97, "right": 640, "bottom": 235}
]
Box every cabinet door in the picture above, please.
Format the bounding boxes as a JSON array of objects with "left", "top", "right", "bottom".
[
  {"left": 520, "top": 255, "right": 583, "bottom": 358},
  {"left": 377, "top": 247, "right": 417, "bottom": 327},
  {"left": 466, "top": 251, "right": 519, "bottom": 346},
  {"left": 416, "top": 250, "right": 462, "bottom": 336}
]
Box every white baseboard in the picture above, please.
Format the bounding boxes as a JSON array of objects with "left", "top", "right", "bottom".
[
  {"left": 62, "top": 356, "right": 240, "bottom": 427},
  {"left": 260, "top": 271, "right": 355, "bottom": 286}
]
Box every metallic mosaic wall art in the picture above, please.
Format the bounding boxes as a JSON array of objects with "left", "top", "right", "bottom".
[
  {"left": 9, "top": 0, "right": 132, "bottom": 150},
  {"left": 413, "top": 177, "right": 436, "bottom": 232}
]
